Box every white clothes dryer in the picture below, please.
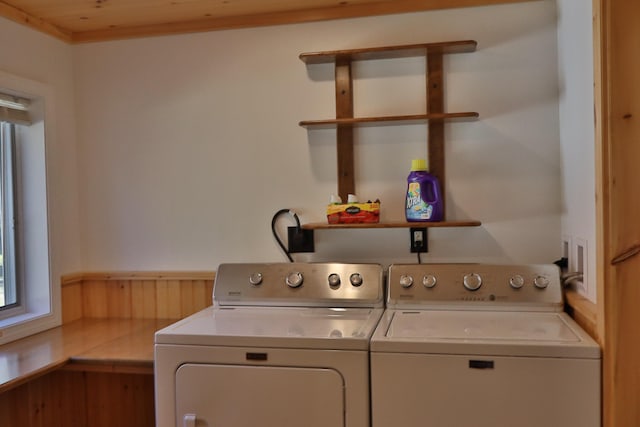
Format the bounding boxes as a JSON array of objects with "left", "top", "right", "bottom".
[{"left": 155, "top": 263, "right": 384, "bottom": 427}]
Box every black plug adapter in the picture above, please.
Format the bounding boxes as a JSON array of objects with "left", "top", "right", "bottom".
[{"left": 287, "top": 227, "right": 315, "bottom": 253}]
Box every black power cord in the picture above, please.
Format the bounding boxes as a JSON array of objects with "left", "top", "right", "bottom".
[{"left": 271, "top": 209, "right": 301, "bottom": 262}]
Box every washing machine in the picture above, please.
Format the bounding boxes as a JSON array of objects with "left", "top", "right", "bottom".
[
  {"left": 370, "top": 263, "right": 601, "bottom": 427},
  {"left": 155, "top": 262, "right": 384, "bottom": 427}
]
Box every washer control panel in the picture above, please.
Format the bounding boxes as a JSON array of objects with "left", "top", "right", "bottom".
[
  {"left": 214, "top": 263, "right": 384, "bottom": 308},
  {"left": 387, "top": 264, "right": 562, "bottom": 310}
]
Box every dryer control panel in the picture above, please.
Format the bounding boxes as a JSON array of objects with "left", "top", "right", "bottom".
[
  {"left": 214, "top": 263, "right": 384, "bottom": 308},
  {"left": 387, "top": 264, "right": 563, "bottom": 311}
]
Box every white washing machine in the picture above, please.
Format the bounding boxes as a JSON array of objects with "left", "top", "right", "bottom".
[
  {"left": 371, "top": 263, "right": 601, "bottom": 427},
  {"left": 155, "top": 262, "right": 384, "bottom": 427}
]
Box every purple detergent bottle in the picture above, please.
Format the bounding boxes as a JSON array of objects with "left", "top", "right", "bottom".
[{"left": 405, "top": 159, "right": 443, "bottom": 222}]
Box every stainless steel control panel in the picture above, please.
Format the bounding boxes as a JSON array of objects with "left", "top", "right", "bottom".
[
  {"left": 214, "top": 263, "right": 384, "bottom": 308},
  {"left": 387, "top": 263, "right": 563, "bottom": 311}
]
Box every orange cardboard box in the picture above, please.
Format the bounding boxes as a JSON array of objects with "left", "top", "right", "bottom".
[{"left": 326, "top": 202, "right": 380, "bottom": 224}]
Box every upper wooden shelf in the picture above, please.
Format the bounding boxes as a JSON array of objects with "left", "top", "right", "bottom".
[
  {"left": 299, "top": 112, "right": 479, "bottom": 129},
  {"left": 299, "top": 40, "right": 477, "bottom": 64},
  {"left": 302, "top": 220, "right": 481, "bottom": 230}
]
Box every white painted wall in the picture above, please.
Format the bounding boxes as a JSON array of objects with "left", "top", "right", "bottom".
[
  {"left": 72, "top": 1, "right": 562, "bottom": 271},
  {"left": 0, "top": 19, "right": 81, "bottom": 287},
  {"left": 556, "top": 0, "right": 596, "bottom": 301}
]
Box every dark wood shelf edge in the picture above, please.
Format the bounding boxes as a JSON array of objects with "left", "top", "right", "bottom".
[
  {"left": 302, "top": 220, "right": 482, "bottom": 230},
  {"left": 299, "top": 112, "right": 479, "bottom": 129},
  {"left": 300, "top": 40, "right": 477, "bottom": 64}
]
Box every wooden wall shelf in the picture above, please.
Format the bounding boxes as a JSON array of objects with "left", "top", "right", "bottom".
[
  {"left": 302, "top": 220, "right": 481, "bottom": 230},
  {"left": 299, "top": 112, "right": 479, "bottom": 128},
  {"left": 299, "top": 40, "right": 477, "bottom": 64},
  {"left": 297, "top": 40, "right": 480, "bottom": 252}
]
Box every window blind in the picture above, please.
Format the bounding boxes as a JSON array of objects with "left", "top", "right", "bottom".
[{"left": 0, "top": 92, "right": 30, "bottom": 125}]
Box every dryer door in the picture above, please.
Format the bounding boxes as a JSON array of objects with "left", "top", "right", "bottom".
[{"left": 175, "top": 363, "right": 345, "bottom": 427}]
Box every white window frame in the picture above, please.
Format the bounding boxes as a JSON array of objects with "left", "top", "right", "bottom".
[
  {"left": 0, "top": 70, "right": 57, "bottom": 345},
  {"left": 0, "top": 122, "right": 20, "bottom": 315}
]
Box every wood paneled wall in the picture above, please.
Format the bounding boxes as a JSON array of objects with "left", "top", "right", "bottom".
[
  {"left": 0, "top": 369, "right": 154, "bottom": 427},
  {"left": 595, "top": 0, "right": 640, "bottom": 425},
  {"left": 61, "top": 272, "right": 215, "bottom": 323},
  {"left": 0, "top": 271, "right": 216, "bottom": 427}
]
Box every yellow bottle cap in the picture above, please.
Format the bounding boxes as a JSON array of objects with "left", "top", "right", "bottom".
[{"left": 411, "top": 159, "right": 427, "bottom": 171}]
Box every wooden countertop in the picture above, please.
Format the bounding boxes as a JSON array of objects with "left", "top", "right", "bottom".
[{"left": 0, "top": 318, "right": 174, "bottom": 393}]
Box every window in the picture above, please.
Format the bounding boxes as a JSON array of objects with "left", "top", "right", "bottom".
[
  {"left": 0, "top": 71, "right": 56, "bottom": 345},
  {"left": 0, "top": 122, "right": 18, "bottom": 311}
]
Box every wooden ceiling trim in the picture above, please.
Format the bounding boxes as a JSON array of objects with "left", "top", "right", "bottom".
[
  {"left": 0, "top": 1, "right": 71, "bottom": 42},
  {"left": 72, "top": 0, "right": 533, "bottom": 43},
  {"left": 1, "top": 0, "right": 536, "bottom": 44}
]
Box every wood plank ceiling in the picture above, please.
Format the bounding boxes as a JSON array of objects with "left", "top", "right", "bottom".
[{"left": 0, "top": 0, "right": 532, "bottom": 43}]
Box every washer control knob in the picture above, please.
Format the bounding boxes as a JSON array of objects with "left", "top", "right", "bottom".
[
  {"left": 509, "top": 275, "right": 525, "bottom": 289},
  {"left": 399, "top": 275, "right": 414, "bottom": 288},
  {"left": 463, "top": 273, "right": 483, "bottom": 291},
  {"left": 249, "top": 272, "right": 263, "bottom": 286},
  {"left": 286, "top": 272, "right": 304, "bottom": 288},
  {"left": 328, "top": 273, "right": 341, "bottom": 287},
  {"left": 534, "top": 275, "right": 550, "bottom": 289},
  {"left": 422, "top": 275, "right": 437, "bottom": 289},
  {"left": 349, "top": 273, "right": 363, "bottom": 287}
]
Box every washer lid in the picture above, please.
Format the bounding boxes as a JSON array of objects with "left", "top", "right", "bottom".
[
  {"left": 155, "top": 306, "right": 383, "bottom": 350},
  {"left": 371, "top": 310, "right": 600, "bottom": 359}
]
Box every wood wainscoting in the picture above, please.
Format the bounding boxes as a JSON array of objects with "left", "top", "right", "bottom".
[
  {"left": 0, "top": 271, "right": 215, "bottom": 427},
  {"left": 61, "top": 271, "right": 215, "bottom": 324},
  {"left": 0, "top": 369, "right": 155, "bottom": 427}
]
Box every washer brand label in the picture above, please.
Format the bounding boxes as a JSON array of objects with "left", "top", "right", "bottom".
[{"left": 228, "top": 291, "right": 242, "bottom": 296}]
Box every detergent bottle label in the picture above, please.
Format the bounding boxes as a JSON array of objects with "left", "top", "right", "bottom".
[{"left": 406, "top": 182, "right": 434, "bottom": 220}]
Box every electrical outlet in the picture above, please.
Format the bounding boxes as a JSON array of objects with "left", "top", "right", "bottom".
[
  {"left": 287, "top": 227, "right": 315, "bottom": 253},
  {"left": 410, "top": 227, "right": 428, "bottom": 253},
  {"left": 574, "top": 238, "right": 588, "bottom": 294},
  {"left": 561, "top": 234, "right": 572, "bottom": 269}
]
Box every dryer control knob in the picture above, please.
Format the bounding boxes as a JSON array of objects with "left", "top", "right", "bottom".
[
  {"left": 534, "top": 275, "right": 550, "bottom": 289},
  {"left": 249, "top": 272, "right": 263, "bottom": 286},
  {"left": 399, "top": 275, "right": 414, "bottom": 288},
  {"left": 349, "top": 273, "right": 363, "bottom": 287},
  {"left": 328, "top": 273, "right": 341, "bottom": 287},
  {"left": 423, "top": 275, "right": 437, "bottom": 289},
  {"left": 286, "top": 272, "right": 304, "bottom": 288},
  {"left": 463, "top": 273, "right": 483, "bottom": 291},
  {"left": 509, "top": 275, "right": 525, "bottom": 289}
]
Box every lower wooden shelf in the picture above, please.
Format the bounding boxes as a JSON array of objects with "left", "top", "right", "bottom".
[{"left": 302, "top": 220, "right": 481, "bottom": 230}]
